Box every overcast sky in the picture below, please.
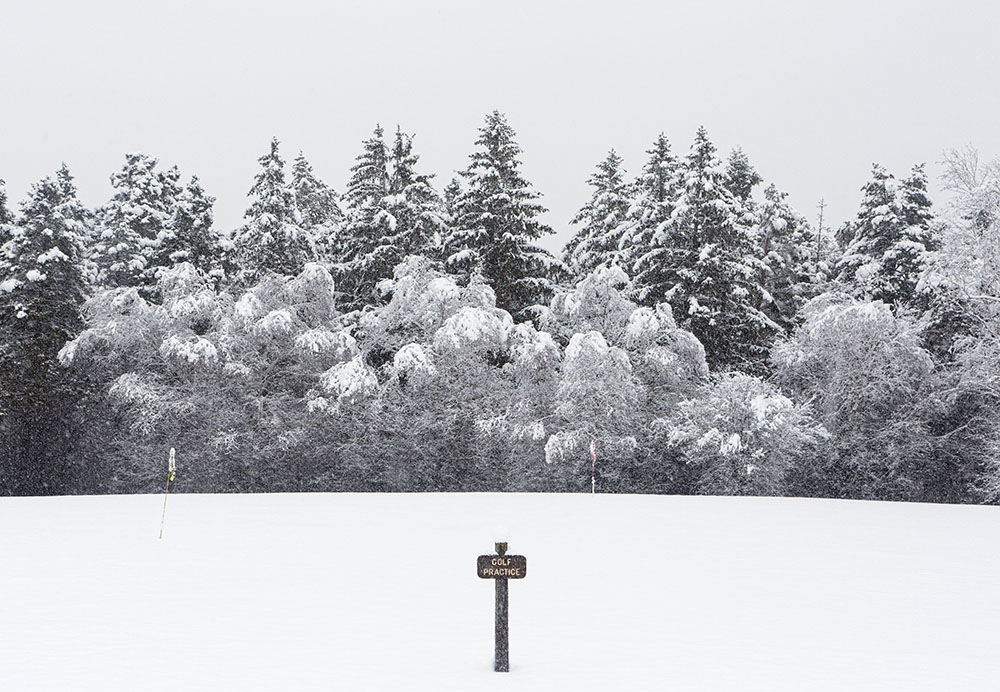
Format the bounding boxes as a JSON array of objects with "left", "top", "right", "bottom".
[{"left": 2, "top": 0, "right": 998, "bottom": 253}]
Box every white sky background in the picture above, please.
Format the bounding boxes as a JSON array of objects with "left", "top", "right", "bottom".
[{"left": 2, "top": 0, "right": 998, "bottom": 255}]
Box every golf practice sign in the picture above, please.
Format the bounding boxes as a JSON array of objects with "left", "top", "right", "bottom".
[
  {"left": 478, "top": 542, "right": 526, "bottom": 672},
  {"left": 477, "top": 554, "right": 526, "bottom": 579}
]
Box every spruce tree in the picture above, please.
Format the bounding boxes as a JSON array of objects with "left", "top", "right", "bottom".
[
  {"left": 339, "top": 128, "right": 447, "bottom": 308},
  {"left": 169, "top": 176, "right": 226, "bottom": 283},
  {"left": 0, "top": 178, "right": 13, "bottom": 226},
  {"left": 563, "top": 150, "right": 632, "bottom": 278},
  {"left": 291, "top": 151, "right": 343, "bottom": 260},
  {"left": 53, "top": 165, "right": 98, "bottom": 287},
  {"left": 443, "top": 177, "right": 463, "bottom": 220},
  {"left": 754, "top": 184, "right": 818, "bottom": 331},
  {"left": 95, "top": 153, "right": 177, "bottom": 290},
  {"left": 723, "top": 147, "right": 763, "bottom": 207},
  {"left": 235, "top": 138, "right": 309, "bottom": 283},
  {"left": 338, "top": 125, "right": 395, "bottom": 307},
  {"left": 619, "top": 134, "right": 680, "bottom": 281},
  {"left": 447, "top": 110, "right": 560, "bottom": 317},
  {"left": 837, "top": 164, "right": 935, "bottom": 307},
  {"left": 0, "top": 176, "right": 87, "bottom": 495},
  {"left": 636, "top": 127, "right": 775, "bottom": 370},
  {"left": 384, "top": 128, "right": 447, "bottom": 262}
]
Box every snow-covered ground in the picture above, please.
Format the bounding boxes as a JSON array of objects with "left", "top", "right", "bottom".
[{"left": 1, "top": 493, "right": 998, "bottom": 691}]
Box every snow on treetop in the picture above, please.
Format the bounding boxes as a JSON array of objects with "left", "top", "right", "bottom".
[
  {"left": 564, "top": 330, "right": 631, "bottom": 374},
  {"left": 286, "top": 262, "right": 336, "bottom": 302},
  {"left": 508, "top": 323, "right": 561, "bottom": 370},
  {"left": 319, "top": 356, "right": 378, "bottom": 404},
  {"left": 159, "top": 334, "right": 219, "bottom": 366},
  {"left": 392, "top": 343, "right": 436, "bottom": 379},
  {"left": 256, "top": 308, "right": 296, "bottom": 336},
  {"left": 36, "top": 246, "right": 69, "bottom": 264},
  {"left": 167, "top": 290, "right": 216, "bottom": 322},
  {"left": 294, "top": 328, "right": 357, "bottom": 358},
  {"left": 234, "top": 291, "right": 264, "bottom": 322},
  {"left": 433, "top": 305, "right": 512, "bottom": 354}
]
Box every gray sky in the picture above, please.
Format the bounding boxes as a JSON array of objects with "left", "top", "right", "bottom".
[{"left": 2, "top": 0, "right": 998, "bottom": 254}]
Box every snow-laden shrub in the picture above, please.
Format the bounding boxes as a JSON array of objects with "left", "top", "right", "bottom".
[
  {"left": 235, "top": 291, "right": 265, "bottom": 323},
  {"left": 318, "top": 356, "right": 379, "bottom": 406},
  {"left": 543, "top": 264, "right": 634, "bottom": 345},
  {"left": 392, "top": 343, "right": 437, "bottom": 381},
  {"left": 539, "top": 331, "right": 642, "bottom": 483},
  {"left": 772, "top": 292, "right": 937, "bottom": 499},
  {"left": 285, "top": 262, "right": 337, "bottom": 323},
  {"left": 663, "top": 373, "right": 827, "bottom": 496},
  {"left": 107, "top": 372, "right": 167, "bottom": 435},
  {"left": 294, "top": 328, "right": 357, "bottom": 359},
  {"left": 433, "top": 306, "right": 512, "bottom": 355},
  {"left": 508, "top": 323, "right": 561, "bottom": 373},
  {"left": 159, "top": 335, "right": 219, "bottom": 366},
  {"left": 255, "top": 308, "right": 296, "bottom": 336},
  {"left": 624, "top": 304, "right": 676, "bottom": 349},
  {"left": 362, "top": 256, "right": 503, "bottom": 361}
]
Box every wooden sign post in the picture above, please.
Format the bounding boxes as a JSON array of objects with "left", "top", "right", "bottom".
[{"left": 477, "top": 541, "right": 526, "bottom": 672}]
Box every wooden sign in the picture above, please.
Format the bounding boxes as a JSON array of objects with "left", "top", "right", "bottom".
[
  {"left": 479, "top": 541, "right": 526, "bottom": 673},
  {"left": 477, "top": 554, "right": 527, "bottom": 579}
]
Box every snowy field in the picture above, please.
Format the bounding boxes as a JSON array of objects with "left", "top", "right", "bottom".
[{"left": 1, "top": 493, "right": 998, "bottom": 691}]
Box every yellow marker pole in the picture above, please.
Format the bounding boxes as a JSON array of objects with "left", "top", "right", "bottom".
[{"left": 159, "top": 448, "right": 176, "bottom": 539}]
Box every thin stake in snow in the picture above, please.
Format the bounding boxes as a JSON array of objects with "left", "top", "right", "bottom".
[
  {"left": 590, "top": 438, "right": 597, "bottom": 494},
  {"left": 159, "top": 448, "right": 176, "bottom": 539}
]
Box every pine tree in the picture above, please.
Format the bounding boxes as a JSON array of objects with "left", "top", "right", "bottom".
[
  {"left": 338, "top": 125, "right": 395, "bottom": 308},
  {"left": 235, "top": 138, "right": 309, "bottom": 283},
  {"left": 443, "top": 177, "right": 463, "bottom": 220},
  {"left": 446, "top": 111, "right": 560, "bottom": 317},
  {"left": 837, "top": 164, "right": 935, "bottom": 307},
  {"left": 53, "top": 165, "right": 98, "bottom": 287},
  {"left": 723, "top": 147, "right": 763, "bottom": 207},
  {"left": 754, "top": 184, "right": 818, "bottom": 331},
  {"left": 95, "top": 153, "right": 178, "bottom": 290},
  {"left": 338, "top": 128, "right": 447, "bottom": 308},
  {"left": 563, "top": 150, "right": 632, "bottom": 278},
  {"left": 0, "top": 178, "right": 13, "bottom": 226},
  {"left": 619, "top": 134, "right": 680, "bottom": 281},
  {"left": 0, "top": 176, "right": 87, "bottom": 495},
  {"left": 384, "top": 128, "right": 447, "bottom": 262},
  {"left": 169, "top": 176, "right": 226, "bottom": 283},
  {"left": 291, "top": 151, "right": 343, "bottom": 260},
  {"left": 636, "top": 127, "right": 775, "bottom": 370}
]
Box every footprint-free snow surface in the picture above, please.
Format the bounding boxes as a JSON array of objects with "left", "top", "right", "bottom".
[{"left": 1, "top": 492, "right": 998, "bottom": 691}]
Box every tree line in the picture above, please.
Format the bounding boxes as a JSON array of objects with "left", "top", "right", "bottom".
[{"left": 1, "top": 111, "right": 999, "bottom": 502}]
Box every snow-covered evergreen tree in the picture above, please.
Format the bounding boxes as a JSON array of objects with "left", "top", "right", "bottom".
[
  {"left": 635, "top": 127, "right": 775, "bottom": 371},
  {"left": 291, "top": 151, "right": 343, "bottom": 260},
  {"left": 563, "top": 150, "right": 632, "bottom": 278},
  {"left": 618, "top": 134, "right": 680, "bottom": 280},
  {"left": 340, "top": 128, "right": 447, "bottom": 309},
  {"left": 723, "top": 147, "right": 762, "bottom": 207},
  {"left": 754, "top": 184, "right": 819, "bottom": 331},
  {"left": 234, "top": 138, "right": 310, "bottom": 284},
  {"left": 95, "top": 153, "right": 178, "bottom": 291},
  {"left": 53, "top": 165, "right": 98, "bottom": 287},
  {"left": 338, "top": 126, "right": 394, "bottom": 308},
  {"left": 167, "top": 176, "right": 227, "bottom": 284},
  {"left": 443, "top": 177, "right": 463, "bottom": 220},
  {"left": 0, "top": 176, "right": 87, "bottom": 494},
  {"left": 446, "top": 111, "right": 561, "bottom": 317},
  {"left": 0, "top": 178, "right": 12, "bottom": 226},
  {"left": 384, "top": 129, "right": 447, "bottom": 259},
  {"left": 837, "top": 164, "right": 936, "bottom": 308}
]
